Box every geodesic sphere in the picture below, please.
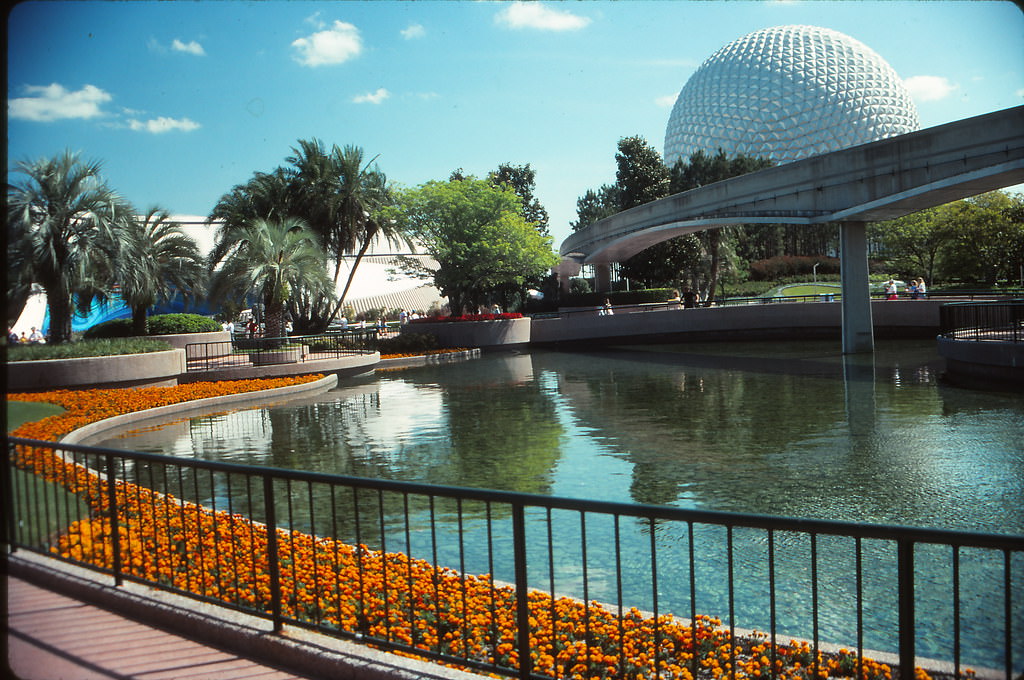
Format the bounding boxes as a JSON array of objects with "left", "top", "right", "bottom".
[{"left": 663, "top": 25, "right": 920, "bottom": 168}]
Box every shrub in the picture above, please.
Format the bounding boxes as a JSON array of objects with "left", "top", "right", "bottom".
[
  {"left": 7, "top": 338, "right": 172, "bottom": 361},
  {"left": 378, "top": 332, "right": 438, "bottom": 355},
  {"left": 146, "top": 314, "right": 221, "bottom": 335},
  {"left": 569, "top": 278, "right": 592, "bottom": 295},
  {"left": 81, "top": 318, "right": 133, "bottom": 339},
  {"left": 748, "top": 256, "right": 841, "bottom": 281},
  {"left": 83, "top": 313, "right": 220, "bottom": 339}
]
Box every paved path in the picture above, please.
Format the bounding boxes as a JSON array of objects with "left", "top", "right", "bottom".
[{"left": 6, "top": 575, "right": 313, "bottom": 680}]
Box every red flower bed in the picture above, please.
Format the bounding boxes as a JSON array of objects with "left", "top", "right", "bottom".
[{"left": 410, "top": 313, "right": 523, "bottom": 323}]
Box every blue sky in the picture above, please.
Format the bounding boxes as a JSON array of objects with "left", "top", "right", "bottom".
[{"left": 7, "top": 0, "right": 1024, "bottom": 248}]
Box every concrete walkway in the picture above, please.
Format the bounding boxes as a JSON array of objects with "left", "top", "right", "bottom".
[
  {"left": 5, "top": 555, "right": 488, "bottom": 680},
  {"left": 6, "top": 575, "right": 311, "bottom": 680}
]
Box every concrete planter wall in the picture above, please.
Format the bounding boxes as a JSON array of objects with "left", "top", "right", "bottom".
[
  {"left": 403, "top": 317, "right": 531, "bottom": 349},
  {"left": 248, "top": 346, "right": 308, "bottom": 366},
  {"left": 7, "top": 349, "right": 187, "bottom": 392},
  {"left": 937, "top": 336, "right": 1024, "bottom": 390},
  {"left": 63, "top": 374, "right": 339, "bottom": 445}
]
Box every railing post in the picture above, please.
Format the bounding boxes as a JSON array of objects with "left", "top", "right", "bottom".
[
  {"left": 897, "top": 539, "right": 915, "bottom": 677},
  {"left": 106, "top": 452, "right": 123, "bottom": 586},
  {"left": 3, "top": 441, "right": 16, "bottom": 552},
  {"left": 511, "top": 502, "right": 532, "bottom": 680},
  {"left": 263, "top": 474, "right": 284, "bottom": 632}
]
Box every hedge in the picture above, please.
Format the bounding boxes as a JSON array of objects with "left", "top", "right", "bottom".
[
  {"left": 83, "top": 313, "right": 221, "bottom": 339},
  {"left": 561, "top": 288, "right": 677, "bottom": 307}
]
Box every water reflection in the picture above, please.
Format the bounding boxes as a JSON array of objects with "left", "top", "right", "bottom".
[
  {"left": 94, "top": 340, "right": 1024, "bottom": 668},
  {"left": 98, "top": 341, "right": 1024, "bottom": 534}
]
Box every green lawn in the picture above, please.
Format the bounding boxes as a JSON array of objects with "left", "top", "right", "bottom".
[
  {"left": 772, "top": 283, "right": 842, "bottom": 297},
  {"left": 6, "top": 401, "right": 65, "bottom": 433}
]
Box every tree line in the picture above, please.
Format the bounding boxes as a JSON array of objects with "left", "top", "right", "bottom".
[
  {"left": 571, "top": 136, "right": 1024, "bottom": 299},
  {"left": 7, "top": 145, "right": 558, "bottom": 344}
]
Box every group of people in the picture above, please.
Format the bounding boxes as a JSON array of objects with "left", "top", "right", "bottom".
[
  {"left": 907, "top": 277, "right": 928, "bottom": 299},
  {"left": 884, "top": 278, "right": 927, "bottom": 300},
  {"left": 7, "top": 326, "right": 45, "bottom": 344}
]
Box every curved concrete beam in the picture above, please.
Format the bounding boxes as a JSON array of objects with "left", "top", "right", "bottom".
[{"left": 561, "top": 106, "right": 1024, "bottom": 264}]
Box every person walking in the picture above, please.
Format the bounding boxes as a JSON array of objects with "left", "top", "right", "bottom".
[{"left": 884, "top": 279, "right": 898, "bottom": 300}]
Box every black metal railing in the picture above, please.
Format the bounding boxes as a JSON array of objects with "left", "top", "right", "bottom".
[
  {"left": 939, "top": 300, "right": 1024, "bottom": 343},
  {"left": 185, "top": 329, "right": 378, "bottom": 372},
  {"left": 5, "top": 437, "right": 1022, "bottom": 680},
  {"left": 532, "top": 290, "right": 1024, "bottom": 319}
]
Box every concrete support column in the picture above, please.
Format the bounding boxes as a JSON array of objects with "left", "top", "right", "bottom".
[
  {"left": 558, "top": 272, "right": 571, "bottom": 297},
  {"left": 594, "top": 263, "right": 612, "bottom": 293},
  {"left": 840, "top": 221, "right": 874, "bottom": 354}
]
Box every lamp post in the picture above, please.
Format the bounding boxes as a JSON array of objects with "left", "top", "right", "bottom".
[{"left": 813, "top": 262, "right": 820, "bottom": 283}]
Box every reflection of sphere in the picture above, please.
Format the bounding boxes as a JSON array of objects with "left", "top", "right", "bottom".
[{"left": 663, "top": 25, "right": 920, "bottom": 168}]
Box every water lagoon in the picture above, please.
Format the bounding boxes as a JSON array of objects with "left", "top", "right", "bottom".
[{"left": 98, "top": 340, "right": 1024, "bottom": 669}]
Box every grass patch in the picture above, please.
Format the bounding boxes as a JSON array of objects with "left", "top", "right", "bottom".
[
  {"left": 6, "top": 401, "right": 65, "bottom": 432},
  {"left": 776, "top": 283, "right": 843, "bottom": 297},
  {"left": 6, "top": 337, "right": 172, "bottom": 361}
]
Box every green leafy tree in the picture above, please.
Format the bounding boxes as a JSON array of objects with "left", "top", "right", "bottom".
[
  {"left": 113, "top": 208, "right": 207, "bottom": 336},
  {"left": 615, "top": 135, "right": 670, "bottom": 210},
  {"left": 488, "top": 162, "right": 550, "bottom": 236},
  {"left": 396, "top": 177, "right": 558, "bottom": 315},
  {"left": 210, "top": 217, "right": 332, "bottom": 341},
  {"left": 570, "top": 184, "right": 620, "bottom": 232},
  {"left": 938, "top": 191, "right": 1024, "bottom": 286},
  {"left": 669, "top": 150, "right": 773, "bottom": 301},
  {"left": 7, "top": 150, "right": 132, "bottom": 344},
  {"left": 620, "top": 235, "right": 704, "bottom": 289},
  {"left": 614, "top": 136, "right": 698, "bottom": 288},
  {"left": 871, "top": 205, "right": 954, "bottom": 285}
]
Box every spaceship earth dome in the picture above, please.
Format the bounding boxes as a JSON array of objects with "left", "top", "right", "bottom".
[{"left": 663, "top": 25, "right": 920, "bottom": 168}]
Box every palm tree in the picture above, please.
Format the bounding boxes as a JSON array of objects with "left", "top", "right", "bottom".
[
  {"left": 320, "top": 144, "right": 401, "bottom": 326},
  {"left": 210, "top": 217, "right": 331, "bottom": 341},
  {"left": 209, "top": 140, "right": 399, "bottom": 330},
  {"left": 7, "top": 150, "right": 132, "bottom": 344},
  {"left": 208, "top": 168, "right": 297, "bottom": 265},
  {"left": 288, "top": 141, "right": 406, "bottom": 326},
  {"left": 113, "top": 208, "right": 207, "bottom": 336}
]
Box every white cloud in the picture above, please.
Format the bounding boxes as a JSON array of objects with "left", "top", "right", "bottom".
[
  {"left": 128, "top": 116, "right": 200, "bottom": 133},
  {"left": 292, "top": 20, "right": 362, "bottom": 67},
  {"left": 401, "top": 23, "right": 426, "bottom": 39},
  {"left": 353, "top": 88, "right": 390, "bottom": 105},
  {"left": 904, "top": 75, "right": 958, "bottom": 102},
  {"left": 172, "top": 38, "right": 206, "bottom": 56},
  {"left": 655, "top": 94, "right": 677, "bottom": 108},
  {"left": 496, "top": 2, "right": 590, "bottom": 31},
  {"left": 9, "top": 83, "right": 112, "bottom": 122},
  {"left": 304, "top": 12, "right": 326, "bottom": 29}
]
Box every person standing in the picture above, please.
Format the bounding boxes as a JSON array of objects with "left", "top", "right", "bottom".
[
  {"left": 916, "top": 278, "right": 927, "bottom": 299},
  {"left": 682, "top": 286, "right": 699, "bottom": 309}
]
